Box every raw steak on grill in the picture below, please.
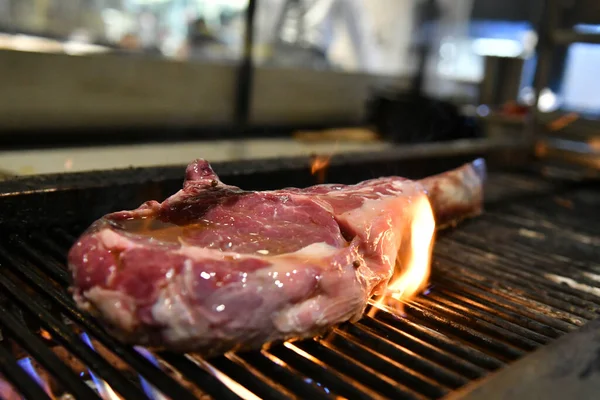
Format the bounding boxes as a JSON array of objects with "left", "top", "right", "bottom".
[{"left": 68, "top": 158, "right": 486, "bottom": 356}]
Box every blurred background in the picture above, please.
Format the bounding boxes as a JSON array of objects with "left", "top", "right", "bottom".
[{"left": 0, "top": 0, "right": 598, "bottom": 177}]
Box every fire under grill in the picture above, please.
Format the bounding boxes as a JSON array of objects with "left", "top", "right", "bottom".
[{"left": 0, "top": 151, "right": 599, "bottom": 400}]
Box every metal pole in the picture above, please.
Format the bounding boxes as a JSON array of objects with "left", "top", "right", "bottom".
[
  {"left": 234, "top": 0, "right": 258, "bottom": 128},
  {"left": 530, "top": 0, "right": 560, "bottom": 145},
  {"left": 411, "top": 0, "right": 439, "bottom": 96},
  {"left": 532, "top": 0, "right": 559, "bottom": 104}
]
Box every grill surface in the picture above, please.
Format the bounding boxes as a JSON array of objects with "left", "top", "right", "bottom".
[{"left": 0, "top": 159, "right": 599, "bottom": 399}]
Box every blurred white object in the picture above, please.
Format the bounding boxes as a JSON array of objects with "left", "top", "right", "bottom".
[
  {"left": 361, "top": 0, "right": 415, "bottom": 76},
  {"left": 472, "top": 38, "right": 523, "bottom": 58},
  {"left": 253, "top": 0, "right": 373, "bottom": 71},
  {"left": 520, "top": 86, "right": 536, "bottom": 106},
  {"left": 0, "top": 33, "right": 110, "bottom": 55},
  {"left": 102, "top": 8, "right": 136, "bottom": 44},
  {"left": 538, "top": 88, "right": 560, "bottom": 113},
  {"left": 426, "top": 0, "right": 477, "bottom": 96},
  {"left": 561, "top": 42, "right": 600, "bottom": 113},
  {"left": 521, "top": 30, "right": 538, "bottom": 57}
]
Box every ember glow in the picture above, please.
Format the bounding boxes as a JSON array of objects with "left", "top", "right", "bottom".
[
  {"left": 40, "top": 329, "right": 52, "bottom": 340},
  {"left": 369, "top": 194, "right": 436, "bottom": 316},
  {"left": 310, "top": 154, "right": 331, "bottom": 184},
  {"left": 547, "top": 112, "right": 579, "bottom": 131}
]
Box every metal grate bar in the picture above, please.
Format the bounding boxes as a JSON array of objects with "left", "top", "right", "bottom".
[
  {"left": 434, "top": 241, "right": 596, "bottom": 322},
  {"left": 412, "top": 296, "right": 544, "bottom": 350},
  {"left": 0, "top": 243, "right": 200, "bottom": 400},
  {"left": 487, "top": 206, "right": 600, "bottom": 248},
  {"left": 505, "top": 196, "right": 600, "bottom": 237},
  {"left": 397, "top": 302, "right": 526, "bottom": 362},
  {"left": 0, "top": 273, "right": 145, "bottom": 398},
  {"left": 295, "top": 338, "right": 431, "bottom": 399},
  {"left": 0, "top": 345, "right": 53, "bottom": 400},
  {"left": 321, "top": 330, "right": 454, "bottom": 395},
  {"left": 343, "top": 322, "right": 483, "bottom": 383},
  {"left": 483, "top": 194, "right": 600, "bottom": 246},
  {"left": 50, "top": 228, "right": 78, "bottom": 250},
  {"left": 429, "top": 271, "right": 577, "bottom": 335},
  {"left": 434, "top": 282, "right": 571, "bottom": 341},
  {"left": 0, "top": 300, "right": 99, "bottom": 399},
  {"left": 453, "top": 227, "right": 600, "bottom": 294},
  {"left": 442, "top": 286, "right": 564, "bottom": 337},
  {"left": 212, "top": 354, "right": 296, "bottom": 399},
  {"left": 30, "top": 233, "right": 71, "bottom": 264},
  {"left": 450, "top": 237, "right": 600, "bottom": 315},
  {"left": 334, "top": 324, "right": 469, "bottom": 389},
  {"left": 238, "top": 350, "right": 340, "bottom": 399},
  {"left": 267, "top": 343, "right": 383, "bottom": 400},
  {"left": 368, "top": 311, "right": 504, "bottom": 371},
  {"left": 432, "top": 255, "right": 592, "bottom": 328},
  {"left": 11, "top": 237, "right": 71, "bottom": 286},
  {"left": 157, "top": 353, "right": 244, "bottom": 400},
  {"left": 417, "top": 293, "right": 553, "bottom": 345}
]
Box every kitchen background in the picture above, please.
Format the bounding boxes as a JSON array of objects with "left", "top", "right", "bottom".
[{"left": 0, "top": 0, "right": 598, "bottom": 176}]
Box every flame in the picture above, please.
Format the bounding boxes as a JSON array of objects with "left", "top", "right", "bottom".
[
  {"left": 135, "top": 347, "right": 169, "bottom": 400},
  {"left": 589, "top": 138, "right": 600, "bottom": 151},
  {"left": 309, "top": 142, "right": 339, "bottom": 184},
  {"left": 534, "top": 141, "right": 548, "bottom": 157},
  {"left": 186, "top": 355, "right": 261, "bottom": 400},
  {"left": 547, "top": 112, "right": 579, "bottom": 131},
  {"left": 310, "top": 154, "right": 331, "bottom": 184},
  {"left": 368, "top": 195, "right": 436, "bottom": 317},
  {"left": 80, "top": 333, "right": 121, "bottom": 400},
  {"left": 18, "top": 357, "right": 56, "bottom": 399},
  {"left": 310, "top": 156, "right": 330, "bottom": 175},
  {"left": 40, "top": 329, "right": 52, "bottom": 340}
]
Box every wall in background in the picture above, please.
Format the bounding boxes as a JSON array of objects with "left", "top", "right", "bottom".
[{"left": 0, "top": 49, "right": 409, "bottom": 131}]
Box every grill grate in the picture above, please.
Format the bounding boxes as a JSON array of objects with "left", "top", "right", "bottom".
[{"left": 0, "top": 171, "right": 599, "bottom": 399}]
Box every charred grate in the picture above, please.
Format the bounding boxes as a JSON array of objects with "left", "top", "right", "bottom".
[{"left": 0, "top": 171, "right": 599, "bottom": 399}]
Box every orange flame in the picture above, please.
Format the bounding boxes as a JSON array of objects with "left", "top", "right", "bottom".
[
  {"left": 310, "top": 154, "right": 331, "bottom": 184},
  {"left": 589, "top": 138, "right": 600, "bottom": 151},
  {"left": 535, "top": 141, "right": 548, "bottom": 157},
  {"left": 547, "top": 112, "right": 579, "bottom": 131},
  {"left": 40, "top": 329, "right": 52, "bottom": 340},
  {"left": 368, "top": 194, "right": 436, "bottom": 317}
]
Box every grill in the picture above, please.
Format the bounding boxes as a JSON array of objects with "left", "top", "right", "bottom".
[{"left": 0, "top": 146, "right": 598, "bottom": 400}]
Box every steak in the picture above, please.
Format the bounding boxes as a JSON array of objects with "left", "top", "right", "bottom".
[{"left": 68, "top": 158, "right": 486, "bottom": 356}]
